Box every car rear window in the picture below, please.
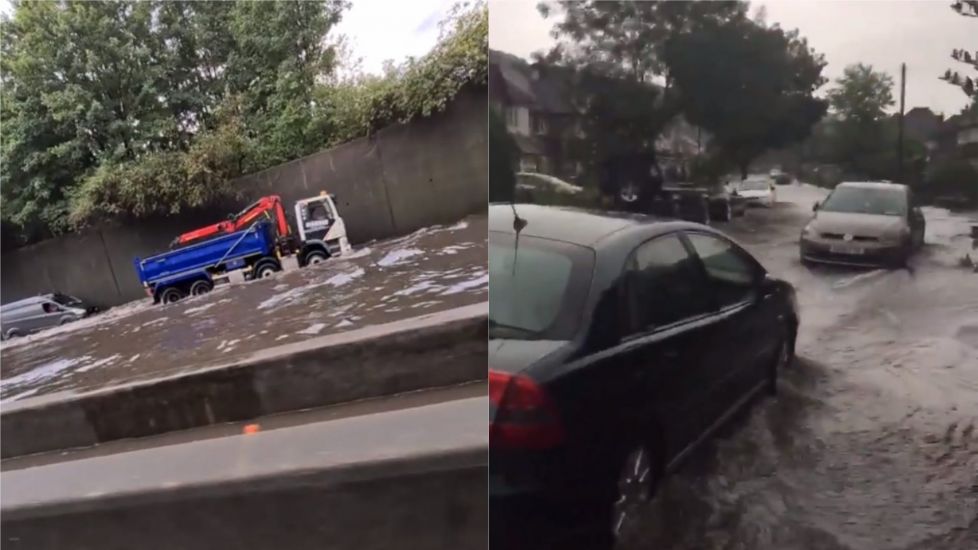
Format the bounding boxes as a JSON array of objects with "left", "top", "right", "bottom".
[{"left": 489, "top": 232, "right": 594, "bottom": 340}]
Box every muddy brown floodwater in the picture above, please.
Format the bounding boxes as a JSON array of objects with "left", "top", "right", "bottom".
[
  {"left": 0, "top": 216, "right": 487, "bottom": 402},
  {"left": 622, "top": 184, "right": 978, "bottom": 550}
]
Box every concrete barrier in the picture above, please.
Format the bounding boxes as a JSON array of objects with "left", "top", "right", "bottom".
[
  {"left": 1, "top": 303, "right": 487, "bottom": 459},
  {"left": 1, "top": 396, "right": 488, "bottom": 550}
]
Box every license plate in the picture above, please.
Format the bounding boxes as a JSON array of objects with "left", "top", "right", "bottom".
[{"left": 830, "top": 244, "right": 864, "bottom": 255}]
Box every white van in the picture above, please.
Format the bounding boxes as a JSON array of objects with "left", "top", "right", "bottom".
[{"left": 0, "top": 294, "right": 91, "bottom": 340}]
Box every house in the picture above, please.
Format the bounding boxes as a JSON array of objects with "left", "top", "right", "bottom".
[
  {"left": 489, "top": 49, "right": 703, "bottom": 182},
  {"left": 903, "top": 107, "right": 943, "bottom": 146},
  {"left": 489, "top": 50, "right": 577, "bottom": 177},
  {"left": 929, "top": 111, "right": 978, "bottom": 169}
]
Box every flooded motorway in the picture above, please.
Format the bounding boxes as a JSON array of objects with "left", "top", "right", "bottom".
[{"left": 623, "top": 184, "right": 978, "bottom": 550}]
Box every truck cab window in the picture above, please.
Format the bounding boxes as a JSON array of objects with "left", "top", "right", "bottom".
[{"left": 309, "top": 204, "right": 329, "bottom": 221}]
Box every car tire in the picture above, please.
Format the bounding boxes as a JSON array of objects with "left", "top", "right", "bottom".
[
  {"left": 160, "top": 287, "right": 185, "bottom": 305},
  {"left": 254, "top": 261, "right": 280, "bottom": 279},
  {"left": 304, "top": 250, "right": 328, "bottom": 266},
  {"left": 608, "top": 442, "right": 659, "bottom": 542},
  {"left": 768, "top": 334, "right": 791, "bottom": 395},
  {"left": 190, "top": 280, "right": 213, "bottom": 296}
]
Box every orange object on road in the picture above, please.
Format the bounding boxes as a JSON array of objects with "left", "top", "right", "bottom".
[{"left": 243, "top": 423, "right": 261, "bottom": 435}]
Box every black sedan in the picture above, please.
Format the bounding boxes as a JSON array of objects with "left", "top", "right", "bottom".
[{"left": 489, "top": 204, "right": 799, "bottom": 549}]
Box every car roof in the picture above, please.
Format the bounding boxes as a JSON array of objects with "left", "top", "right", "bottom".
[
  {"left": 488, "top": 203, "right": 702, "bottom": 248},
  {"left": 836, "top": 181, "right": 907, "bottom": 191}
]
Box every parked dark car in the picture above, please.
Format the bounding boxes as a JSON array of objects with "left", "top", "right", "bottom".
[{"left": 489, "top": 204, "right": 799, "bottom": 549}]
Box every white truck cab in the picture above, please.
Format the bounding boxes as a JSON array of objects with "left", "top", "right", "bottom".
[{"left": 293, "top": 192, "right": 352, "bottom": 265}]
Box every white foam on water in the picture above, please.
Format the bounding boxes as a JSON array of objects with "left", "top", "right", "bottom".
[
  {"left": 392, "top": 280, "right": 445, "bottom": 297},
  {"left": 75, "top": 354, "right": 122, "bottom": 374},
  {"left": 335, "top": 319, "right": 354, "bottom": 328},
  {"left": 184, "top": 303, "right": 216, "bottom": 315},
  {"left": 441, "top": 273, "right": 489, "bottom": 295},
  {"left": 2, "top": 387, "right": 40, "bottom": 403},
  {"left": 325, "top": 267, "right": 365, "bottom": 287},
  {"left": 343, "top": 246, "right": 372, "bottom": 260},
  {"left": 297, "top": 323, "right": 326, "bottom": 335},
  {"left": 377, "top": 248, "right": 424, "bottom": 267},
  {"left": 832, "top": 269, "right": 886, "bottom": 289},
  {"left": 1, "top": 356, "right": 90, "bottom": 395}
]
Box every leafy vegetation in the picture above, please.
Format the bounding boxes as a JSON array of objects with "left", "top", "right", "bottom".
[
  {"left": 942, "top": 0, "right": 976, "bottom": 107},
  {"left": 0, "top": 0, "right": 487, "bottom": 247},
  {"left": 537, "top": 0, "right": 826, "bottom": 186}
]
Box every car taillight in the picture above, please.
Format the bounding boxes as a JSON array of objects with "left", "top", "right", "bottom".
[{"left": 489, "top": 369, "right": 564, "bottom": 450}]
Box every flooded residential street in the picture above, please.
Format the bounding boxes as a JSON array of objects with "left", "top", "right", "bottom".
[
  {"left": 0, "top": 216, "right": 488, "bottom": 403},
  {"left": 622, "top": 184, "right": 978, "bottom": 550}
]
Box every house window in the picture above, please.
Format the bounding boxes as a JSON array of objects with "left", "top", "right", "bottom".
[
  {"left": 520, "top": 155, "right": 539, "bottom": 173},
  {"left": 533, "top": 115, "right": 548, "bottom": 135},
  {"left": 505, "top": 107, "right": 519, "bottom": 129}
]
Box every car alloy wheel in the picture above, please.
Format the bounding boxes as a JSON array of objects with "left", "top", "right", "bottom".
[
  {"left": 611, "top": 445, "right": 653, "bottom": 539},
  {"left": 619, "top": 182, "right": 640, "bottom": 204}
]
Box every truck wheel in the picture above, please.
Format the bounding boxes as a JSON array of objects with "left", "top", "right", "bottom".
[
  {"left": 190, "top": 280, "right": 213, "bottom": 296},
  {"left": 160, "top": 287, "right": 185, "bottom": 305},
  {"left": 304, "top": 250, "right": 328, "bottom": 265},
  {"left": 254, "top": 261, "right": 279, "bottom": 279}
]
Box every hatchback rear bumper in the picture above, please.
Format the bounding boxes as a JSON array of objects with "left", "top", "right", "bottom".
[{"left": 800, "top": 239, "right": 906, "bottom": 267}]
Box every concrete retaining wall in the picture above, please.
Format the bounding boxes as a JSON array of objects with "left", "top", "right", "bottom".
[
  {"left": 0, "top": 89, "right": 488, "bottom": 307},
  {"left": 0, "top": 304, "right": 487, "bottom": 459},
  {"left": 1, "top": 396, "right": 488, "bottom": 550}
]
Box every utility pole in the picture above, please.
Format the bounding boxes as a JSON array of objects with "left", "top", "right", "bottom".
[{"left": 897, "top": 62, "right": 906, "bottom": 182}]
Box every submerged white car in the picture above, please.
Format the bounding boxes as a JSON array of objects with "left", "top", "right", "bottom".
[
  {"left": 516, "top": 172, "right": 584, "bottom": 195},
  {"left": 735, "top": 177, "right": 777, "bottom": 207}
]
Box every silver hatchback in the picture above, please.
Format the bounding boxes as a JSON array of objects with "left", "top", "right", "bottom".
[{"left": 800, "top": 182, "right": 925, "bottom": 267}]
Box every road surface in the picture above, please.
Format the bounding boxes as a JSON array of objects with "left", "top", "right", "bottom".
[
  {"left": 0, "top": 216, "right": 487, "bottom": 403},
  {"left": 622, "top": 184, "right": 978, "bottom": 549}
]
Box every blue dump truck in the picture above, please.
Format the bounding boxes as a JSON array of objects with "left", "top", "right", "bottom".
[
  {"left": 134, "top": 192, "right": 351, "bottom": 305},
  {"left": 134, "top": 220, "right": 283, "bottom": 304}
]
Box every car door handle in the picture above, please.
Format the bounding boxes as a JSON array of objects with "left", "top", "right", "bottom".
[{"left": 662, "top": 349, "right": 680, "bottom": 360}]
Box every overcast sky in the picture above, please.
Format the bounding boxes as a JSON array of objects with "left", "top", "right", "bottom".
[
  {"left": 489, "top": 0, "right": 975, "bottom": 117},
  {"left": 0, "top": 0, "right": 452, "bottom": 76},
  {"left": 335, "top": 0, "right": 454, "bottom": 74}
]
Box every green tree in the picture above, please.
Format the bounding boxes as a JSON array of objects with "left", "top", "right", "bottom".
[
  {"left": 828, "top": 64, "right": 894, "bottom": 124},
  {"left": 941, "top": 0, "right": 977, "bottom": 107},
  {"left": 1, "top": 0, "right": 486, "bottom": 244},
  {"left": 663, "top": 15, "right": 828, "bottom": 178},
  {"left": 823, "top": 64, "right": 899, "bottom": 179},
  {"left": 537, "top": 1, "right": 745, "bottom": 191},
  {"left": 1, "top": 0, "right": 347, "bottom": 242},
  {"left": 488, "top": 109, "right": 517, "bottom": 203},
  {"left": 537, "top": 1, "right": 746, "bottom": 84}
]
